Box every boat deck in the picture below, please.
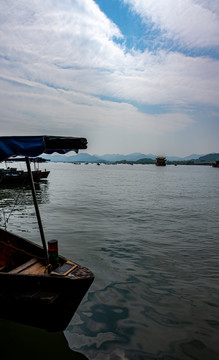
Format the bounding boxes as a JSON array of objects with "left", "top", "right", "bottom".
[
  {"left": 9, "top": 258, "right": 46, "bottom": 275},
  {"left": 8, "top": 258, "right": 78, "bottom": 276}
]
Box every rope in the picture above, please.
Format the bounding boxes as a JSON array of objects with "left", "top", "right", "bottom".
[
  {"left": 2, "top": 241, "right": 46, "bottom": 261},
  {"left": 45, "top": 262, "right": 62, "bottom": 273},
  {"left": 1, "top": 175, "right": 30, "bottom": 229}
]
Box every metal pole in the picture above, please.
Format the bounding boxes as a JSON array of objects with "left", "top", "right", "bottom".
[{"left": 25, "top": 157, "right": 49, "bottom": 265}]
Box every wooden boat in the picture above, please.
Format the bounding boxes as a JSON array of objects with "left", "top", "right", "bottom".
[
  {"left": 0, "top": 154, "right": 50, "bottom": 185},
  {"left": 0, "top": 136, "right": 94, "bottom": 331},
  {"left": 156, "top": 157, "right": 166, "bottom": 166},
  {"left": 0, "top": 167, "right": 48, "bottom": 184},
  {"left": 0, "top": 229, "right": 94, "bottom": 331}
]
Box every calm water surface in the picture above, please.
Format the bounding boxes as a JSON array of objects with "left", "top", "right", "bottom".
[{"left": 0, "top": 162, "right": 219, "bottom": 360}]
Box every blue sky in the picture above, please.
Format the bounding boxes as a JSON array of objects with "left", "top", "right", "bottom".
[{"left": 0, "top": 0, "right": 219, "bottom": 156}]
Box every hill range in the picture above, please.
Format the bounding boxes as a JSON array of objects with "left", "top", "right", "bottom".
[{"left": 42, "top": 152, "right": 219, "bottom": 164}]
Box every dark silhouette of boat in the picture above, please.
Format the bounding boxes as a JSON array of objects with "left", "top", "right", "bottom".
[
  {"left": 0, "top": 167, "right": 50, "bottom": 184},
  {"left": 0, "top": 135, "right": 94, "bottom": 331},
  {"left": 212, "top": 160, "right": 219, "bottom": 168}
]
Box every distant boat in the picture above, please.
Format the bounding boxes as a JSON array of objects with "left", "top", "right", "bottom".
[
  {"left": 0, "top": 135, "right": 94, "bottom": 331},
  {"left": 156, "top": 157, "right": 166, "bottom": 166},
  {"left": 212, "top": 160, "right": 219, "bottom": 168}
]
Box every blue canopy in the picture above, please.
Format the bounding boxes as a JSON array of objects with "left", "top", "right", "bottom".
[{"left": 0, "top": 136, "right": 87, "bottom": 162}]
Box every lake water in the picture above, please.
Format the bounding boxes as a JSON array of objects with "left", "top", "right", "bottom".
[{"left": 0, "top": 162, "right": 219, "bottom": 360}]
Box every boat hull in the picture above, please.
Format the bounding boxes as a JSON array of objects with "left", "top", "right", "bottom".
[
  {"left": 0, "top": 229, "right": 94, "bottom": 331},
  {"left": 0, "top": 271, "right": 93, "bottom": 331},
  {"left": 0, "top": 169, "right": 49, "bottom": 184}
]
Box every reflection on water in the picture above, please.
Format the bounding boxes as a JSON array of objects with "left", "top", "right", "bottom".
[
  {"left": 0, "top": 319, "right": 88, "bottom": 360},
  {"left": 66, "top": 284, "right": 219, "bottom": 360},
  {"left": 0, "top": 180, "right": 49, "bottom": 206},
  {"left": 0, "top": 180, "right": 49, "bottom": 237}
]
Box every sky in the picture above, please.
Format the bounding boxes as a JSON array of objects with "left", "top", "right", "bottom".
[{"left": 0, "top": 0, "right": 219, "bottom": 156}]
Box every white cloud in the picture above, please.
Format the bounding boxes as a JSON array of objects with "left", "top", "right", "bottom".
[
  {"left": 0, "top": 0, "right": 218, "bottom": 155},
  {"left": 0, "top": 73, "right": 194, "bottom": 134},
  {"left": 0, "top": 0, "right": 123, "bottom": 68},
  {"left": 0, "top": 0, "right": 218, "bottom": 108},
  {"left": 0, "top": 70, "right": 195, "bottom": 157},
  {"left": 123, "top": 0, "right": 219, "bottom": 48}
]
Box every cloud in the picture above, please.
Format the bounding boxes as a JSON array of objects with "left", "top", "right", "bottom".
[
  {"left": 93, "top": 51, "right": 219, "bottom": 106},
  {"left": 1, "top": 5, "right": 218, "bottom": 110},
  {"left": 123, "top": 0, "right": 219, "bottom": 48},
  {"left": 0, "top": 0, "right": 218, "bottom": 155},
  {"left": 0, "top": 72, "right": 194, "bottom": 134},
  {"left": 0, "top": 0, "right": 123, "bottom": 68}
]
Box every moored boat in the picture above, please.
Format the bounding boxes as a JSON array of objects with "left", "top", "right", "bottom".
[
  {"left": 0, "top": 135, "right": 94, "bottom": 331},
  {"left": 0, "top": 228, "right": 93, "bottom": 331},
  {"left": 0, "top": 167, "right": 44, "bottom": 184}
]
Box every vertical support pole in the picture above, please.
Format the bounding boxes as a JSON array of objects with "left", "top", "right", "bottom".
[{"left": 25, "top": 157, "right": 49, "bottom": 265}]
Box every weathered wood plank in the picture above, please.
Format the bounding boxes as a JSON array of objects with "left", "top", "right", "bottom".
[
  {"left": 20, "top": 262, "right": 46, "bottom": 275},
  {"left": 9, "top": 258, "right": 38, "bottom": 274}
]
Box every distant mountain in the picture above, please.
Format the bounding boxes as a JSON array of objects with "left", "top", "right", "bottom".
[
  {"left": 98, "top": 153, "right": 203, "bottom": 162},
  {"left": 96, "top": 153, "right": 150, "bottom": 162},
  {"left": 42, "top": 153, "right": 101, "bottom": 163},
  {"left": 164, "top": 154, "right": 203, "bottom": 161},
  {"left": 93, "top": 153, "right": 125, "bottom": 162},
  {"left": 42, "top": 152, "right": 210, "bottom": 163},
  {"left": 42, "top": 152, "right": 151, "bottom": 163},
  {"left": 183, "top": 154, "right": 204, "bottom": 160},
  {"left": 198, "top": 153, "right": 219, "bottom": 162}
]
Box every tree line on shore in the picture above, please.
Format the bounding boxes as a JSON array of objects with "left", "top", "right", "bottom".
[{"left": 115, "top": 153, "right": 219, "bottom": 165}]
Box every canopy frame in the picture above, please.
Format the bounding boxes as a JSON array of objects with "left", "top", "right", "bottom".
[{"left": 0, "top": 136, "right": 88, "bottom": 269}]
